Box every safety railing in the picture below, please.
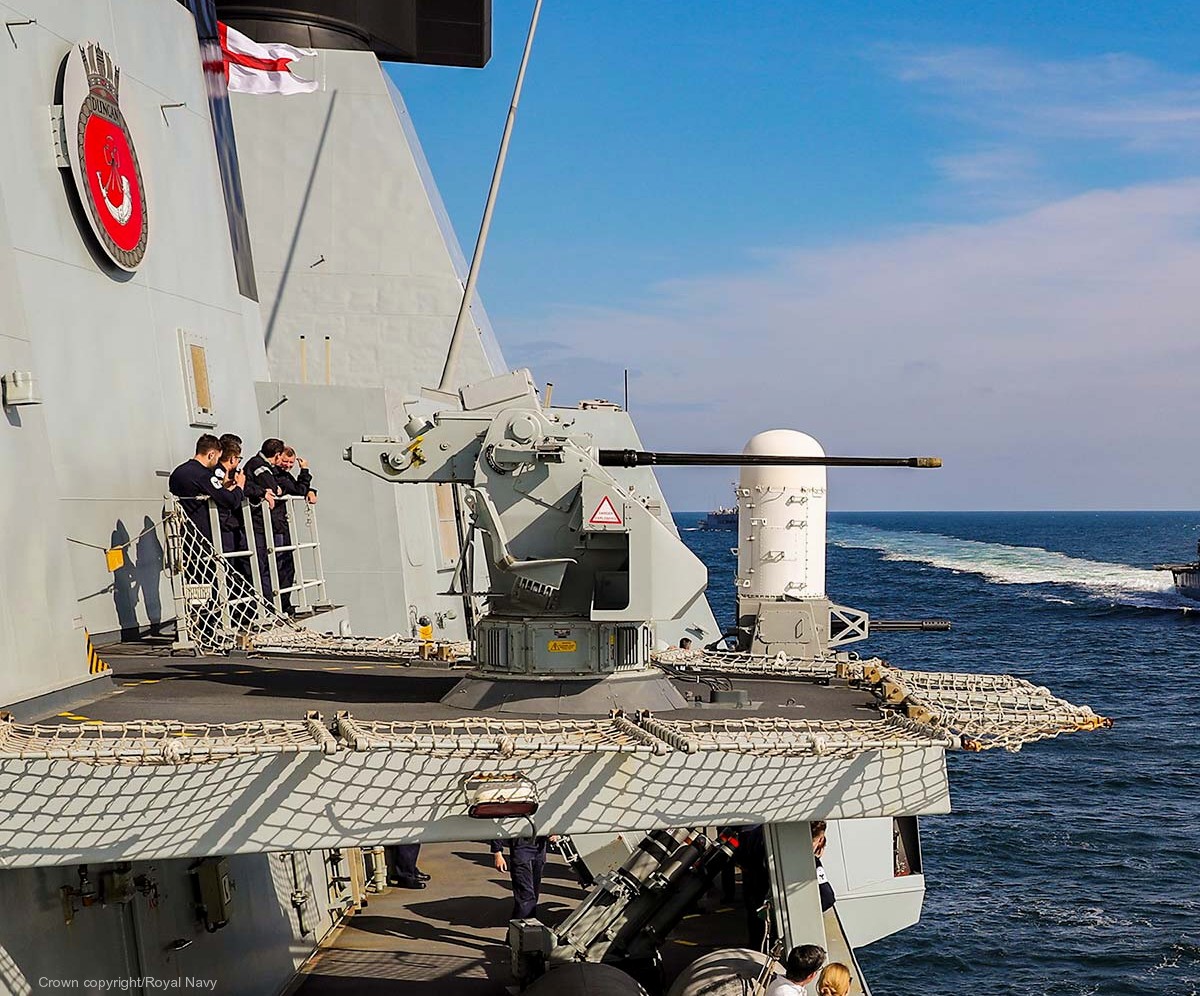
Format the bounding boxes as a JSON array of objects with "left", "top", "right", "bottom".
[
  {"left": 165, "top": 497, "right": 270, "bottom": 654},
  {"left": 233, "top": 495, "right": 330, "bottom": 617},
  {"left": 164, "top": 494, "right": 331, "bottom": 655}
]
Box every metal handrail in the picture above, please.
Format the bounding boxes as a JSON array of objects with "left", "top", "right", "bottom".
[
  {"left": 177, "top": 494, "right": 332, "bottom": 622},
  {"left": 235, "top": 494, "right": 331, "bottom": 616}
]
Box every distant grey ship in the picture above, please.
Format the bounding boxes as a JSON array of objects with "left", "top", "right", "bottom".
[
  {"left": 1155, "top": 540, "right": 1200, "bottom": 599},
  {"left": 700, "top": 505, "right": 738, "bottom": 530}
]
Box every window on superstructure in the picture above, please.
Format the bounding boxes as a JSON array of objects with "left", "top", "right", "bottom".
[{"left": 179, "top": 330, "right": 217, "bottom": 428}]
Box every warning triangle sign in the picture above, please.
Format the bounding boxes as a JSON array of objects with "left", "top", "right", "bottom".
[{"left": 589, "top": 495, "right": 623, "bottom": 525}]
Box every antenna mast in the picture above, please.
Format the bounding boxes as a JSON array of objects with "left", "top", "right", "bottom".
[{"left": 438, "top": 0, "right": 544, "bottom": 392}]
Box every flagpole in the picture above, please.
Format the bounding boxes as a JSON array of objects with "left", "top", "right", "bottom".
[{"left": 438, "top": 0, "right": 543, "bottom": 393}]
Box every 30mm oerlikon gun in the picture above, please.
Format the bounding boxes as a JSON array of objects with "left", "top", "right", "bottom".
[{"left": 346, "top": 369, "right": 941, "bottom": 712}]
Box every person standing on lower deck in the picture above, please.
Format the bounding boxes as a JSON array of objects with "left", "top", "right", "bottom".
[
  {"left": 766, "top": 945, "right": 827, "bottom": 996},
  {"left": 386, "top": 843, "right": 428, "bottom": 889},
  {"left": 214, "top": 438, "right": 248, "bottom": 578},
  {"left": 491, "top": 836, "right": 550, "bottom": 920}
]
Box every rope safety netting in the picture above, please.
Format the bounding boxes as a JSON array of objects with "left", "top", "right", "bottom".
[
  {"left": 165, "top": 504, "right": 293, "bottom": 654},
  {"left": 165, "top": 507, "right": 465, "bottom": 662},
  {"left": 252, "top": 625, "right": 470, "bottom": 662},
  {"left": 0, "top": 687, "right": 1103, "bottom": 765},
  {"left": 843, "top": 660, "right": 1113, "bottom": 752},
  {"left": 650, "top": 646, "right": 842, "bottom": 682}
]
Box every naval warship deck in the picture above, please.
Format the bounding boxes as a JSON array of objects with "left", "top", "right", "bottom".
[
  {"left": 278, "top": 839, "right": 865, "bottom": 995},
  {"left": 41, "top": 645, "right": 875, "bottom": 996},
  {"left": 48, "top": 642, "right": 880, "bottom": 726}
]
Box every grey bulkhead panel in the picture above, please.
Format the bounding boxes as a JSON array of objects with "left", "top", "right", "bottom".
[
  {"left": 552, "top": 405, "right": 722, "bottom": 644},
  {"left": 230, "top": 49, "right": 502, "bottom": 395},
  {"left": 233, "top": 49, "right": 510, "bottom": 638},
  {"left": 0, "top": 0, "right": 271, "bottom": 704},
  {"left": 0, "top": 851, "right": 330, "bottom": 996},
  {"left": 256, "top": 379, "right": 468, "bottom": 638}
]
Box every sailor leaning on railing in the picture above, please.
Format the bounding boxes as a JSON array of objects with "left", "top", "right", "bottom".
[{"left": 169, "top": 432, "right": 319, "bottom": 615}]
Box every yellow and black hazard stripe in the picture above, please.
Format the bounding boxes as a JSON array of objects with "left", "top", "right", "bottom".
[{"left": 85, "top": 630, "right": 110, "bottom": 675}]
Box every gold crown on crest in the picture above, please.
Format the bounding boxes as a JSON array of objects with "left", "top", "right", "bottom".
[{"left": 80, "top": 43, "right": 120, "bottom": 102}]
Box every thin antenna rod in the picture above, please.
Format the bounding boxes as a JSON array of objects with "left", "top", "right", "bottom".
[
  {"left": 624, "top": 368, "right": 629, "bottom": 412},
  {"left": 439, "top": 0, "right": 544, "bottom": 392}
]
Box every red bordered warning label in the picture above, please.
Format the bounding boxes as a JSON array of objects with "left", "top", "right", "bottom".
[{"left": 589, "top": 495, "right": 623, "bottom": 525}]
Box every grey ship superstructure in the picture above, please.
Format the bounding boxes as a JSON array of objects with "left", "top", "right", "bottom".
[{"left": 0, "top": 3, "right": 1110, "bottom": 994}]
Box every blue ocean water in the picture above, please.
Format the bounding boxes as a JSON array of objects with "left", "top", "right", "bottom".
[{"left": 677, "top": 511, "right": 1200, "bottom": 996}]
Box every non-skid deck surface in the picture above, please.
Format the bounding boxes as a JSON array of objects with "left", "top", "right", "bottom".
[
  {"left": 291, "top": 842, "right": 747, "bottom": 995},
  {"left": 51, "top": 641, "right": 880, "bottom": 726}
]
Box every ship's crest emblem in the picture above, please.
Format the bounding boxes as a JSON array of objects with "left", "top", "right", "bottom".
[{"left": 61, "top": 43, "right": 148, "bottom": 271}]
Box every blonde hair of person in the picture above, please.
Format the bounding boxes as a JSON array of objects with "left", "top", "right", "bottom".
[{"left": 816, "top": 962, "right": 851, "bottom": 996}]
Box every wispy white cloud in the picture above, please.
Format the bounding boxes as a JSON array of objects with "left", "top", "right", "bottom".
[
  {"left": 876, "top": 44, "right": 1200, "bottom": 216},
  {"left": 511, "top": 179, "right": 1200, "bottom": 510},
  {"left": 933, "top": 147, "right": 1038, "bottom": 184},
  {"left": 883, "top": 45, "right": 1200, "bottom": 147},
  {"left": 930, "top": 146, "right": 1050, "bottom": 212}
]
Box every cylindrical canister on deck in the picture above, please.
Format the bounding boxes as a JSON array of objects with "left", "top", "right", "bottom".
[
  {"left": 618, "top": 827, "right": 692, "bottom": 886},
  {"left": 737, "top": 430, "right": 827, "bottom": 599},
  {"left": 523, "top": 963, "right": 648, "bottom": 996},
  {"left": 665, "top": 948, "right": 777, "bottom": 996}
]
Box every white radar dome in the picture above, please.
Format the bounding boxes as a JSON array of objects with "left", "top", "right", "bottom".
[{"left": 736, "top": 429, "right": 827, "bottom": 599}]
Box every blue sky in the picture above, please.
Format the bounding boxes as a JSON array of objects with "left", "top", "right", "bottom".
[{"left": 388, "top": 2, "right": 1200, "bottom": 510}]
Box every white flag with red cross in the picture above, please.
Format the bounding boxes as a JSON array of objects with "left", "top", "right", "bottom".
[{"left": 218, "top": 22, "right": 318, "bottom": 95}]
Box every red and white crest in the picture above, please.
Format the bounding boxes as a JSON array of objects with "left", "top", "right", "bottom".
[{"left": 61, "top": 44, "right": 148, "bottom": 271}]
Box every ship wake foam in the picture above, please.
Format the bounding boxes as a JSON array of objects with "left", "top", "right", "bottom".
[{"left": 829, "top": 524, "right": 1186, "bottom": 608}]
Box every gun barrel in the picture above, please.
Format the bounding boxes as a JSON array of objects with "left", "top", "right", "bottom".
[
  {"left": 597, "top": 450, "right": 941, "bottom": 469},
  {"left": 871, "top": 619, "right": 953, "bottom": 632}
]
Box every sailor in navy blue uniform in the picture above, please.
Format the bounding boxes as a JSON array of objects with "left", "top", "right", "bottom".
[
  {"left": 168, "top": 434, "right": 241, "bottom": 543},
  {"left": 213, "top": 439, "right": 249, "bottom": 579},
  {"left": 242, "top": 439, "right": 285, "bottom": 600},
  {"left": 732, "top": 824, "right": 771, "bottom": 948},
  {"left": 270, "top": 446, "right": 317, "bottom": 612},
  {"left": 491, "top": 836, "right": 551, "bottom": 920},
  {"left": 811, "top": 821, "right": 836, "bottom": 912},
  {"left": 385, "top": 843, "right": 428, "bottom": 889}
]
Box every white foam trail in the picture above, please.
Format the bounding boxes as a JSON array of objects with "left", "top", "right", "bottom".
[{"left": 829, "top": 523, "right": 1180, "bottom": 604}]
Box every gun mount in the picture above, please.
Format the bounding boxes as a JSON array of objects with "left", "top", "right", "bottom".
[{"left": 346, "top": 370, "right": 941, "bottom": 713}]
